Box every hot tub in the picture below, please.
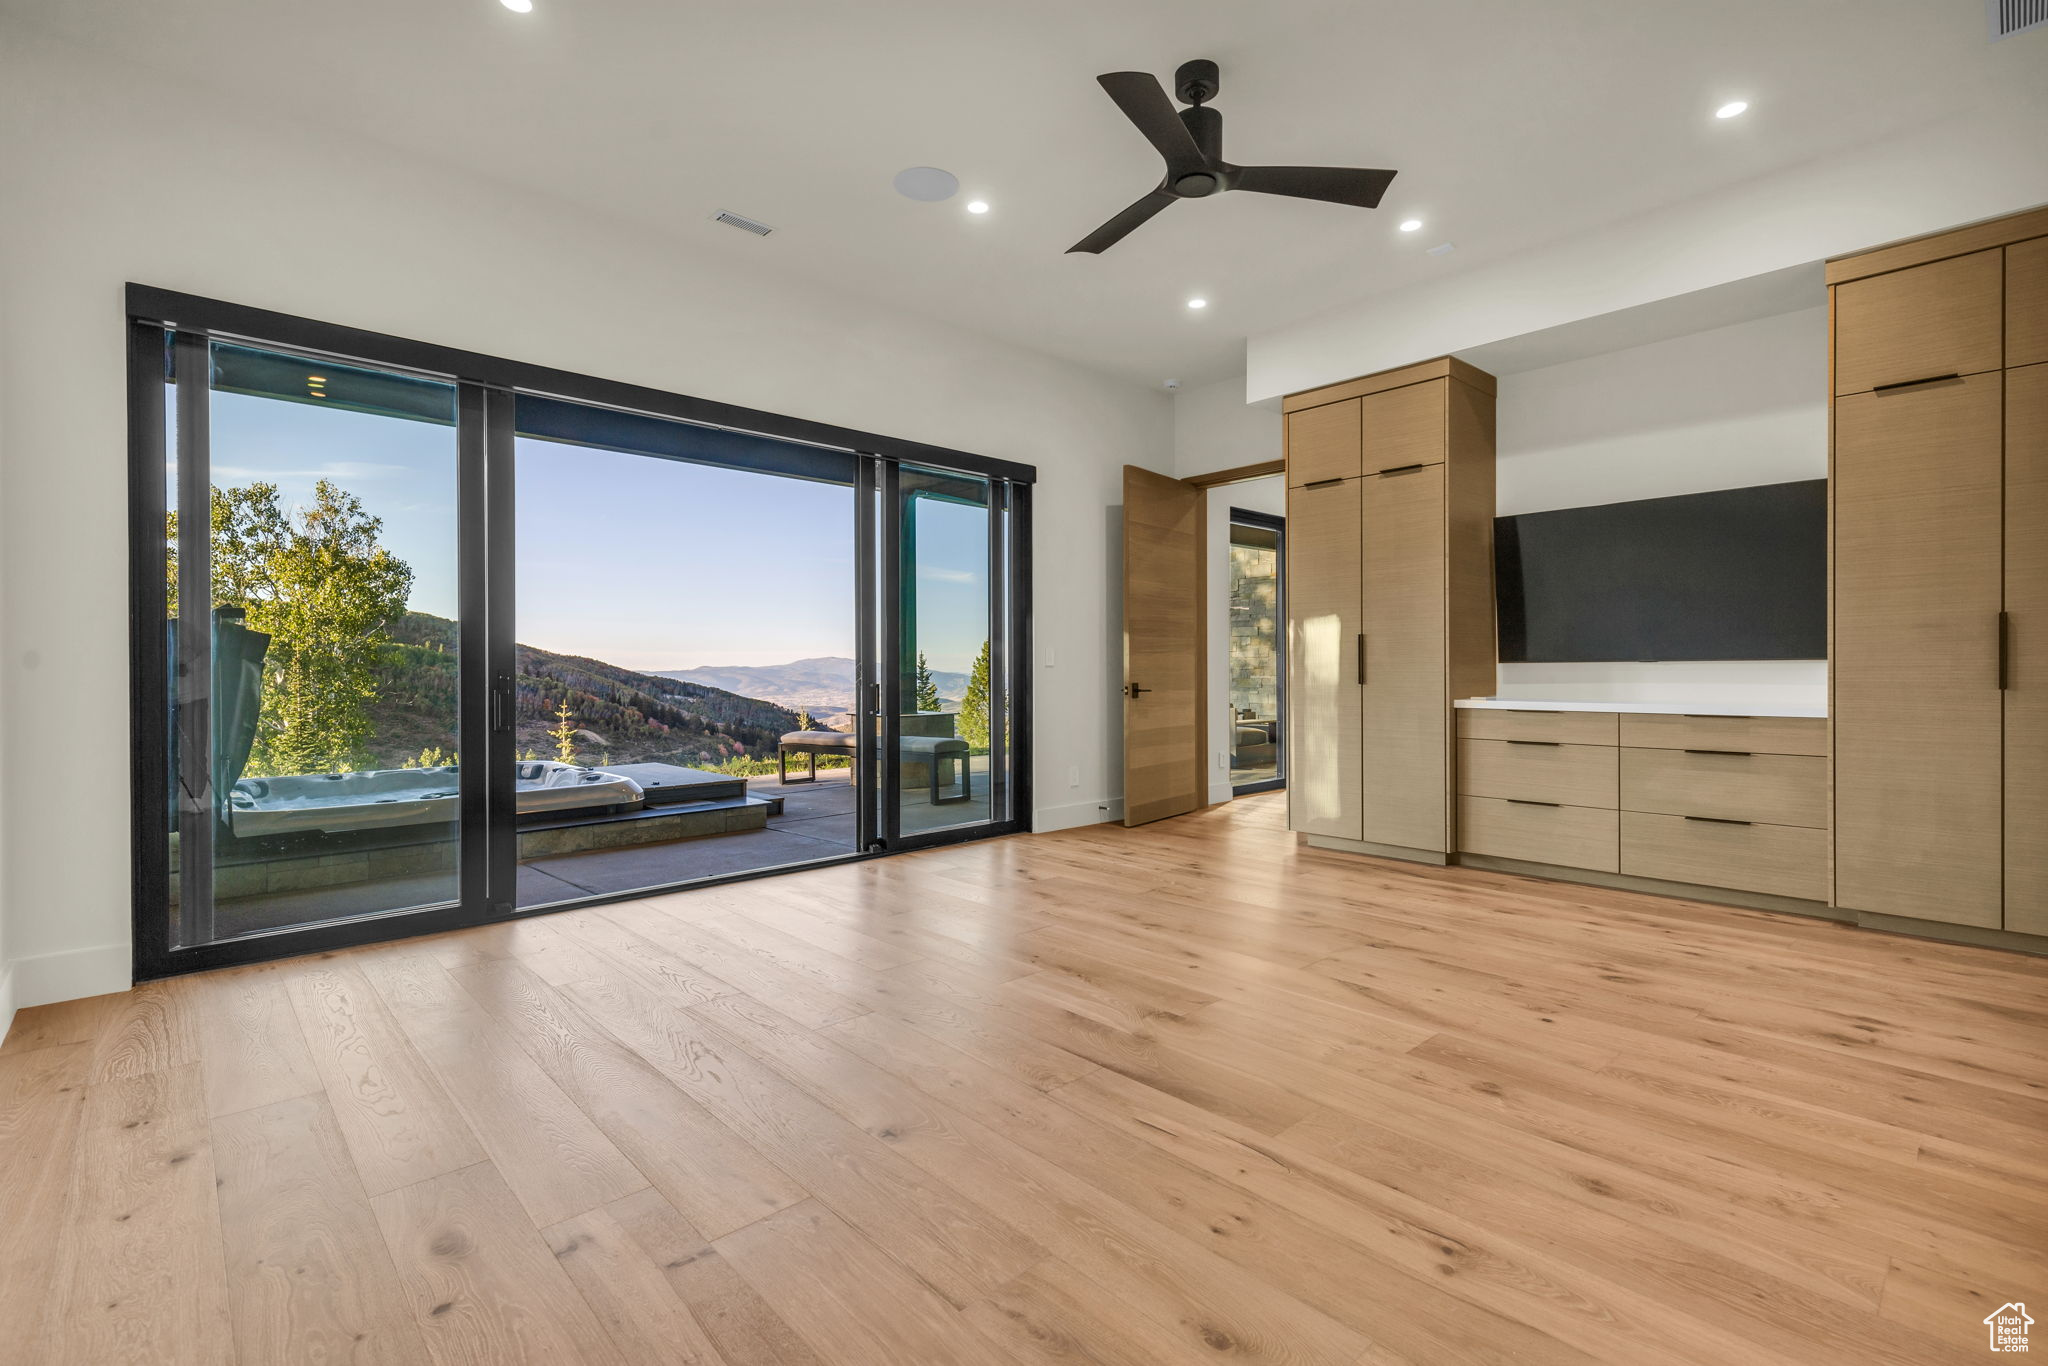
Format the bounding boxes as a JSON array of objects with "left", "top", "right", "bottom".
[{"left": 227, "top": 761, "right": 644, "bottom": 837}]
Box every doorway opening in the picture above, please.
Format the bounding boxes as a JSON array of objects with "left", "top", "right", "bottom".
[{"left": 1227, "top": 506, "right": 1286, "bottom": 795}]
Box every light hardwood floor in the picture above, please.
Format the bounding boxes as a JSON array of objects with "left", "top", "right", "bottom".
[{"left": 4, "top": 793, "right": 2045, "bottom": 1365}]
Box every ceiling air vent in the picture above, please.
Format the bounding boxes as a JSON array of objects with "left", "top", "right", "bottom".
[
  {"left": 1989, "top": 0, "right": 2046, "bottom": 38},
  {"left": 712, "top": 210, "right": 774, "bottom": 237}
]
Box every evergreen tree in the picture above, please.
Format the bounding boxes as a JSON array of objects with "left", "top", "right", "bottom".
[
  {"left": 549, "top": 700, "right": 579, "bottom": 764},
  {"left": 959, "top": 641, "right": 992, "bottom": 750},
  {"left": 168, "top": 480, "right": 412, "bottom": 776},
  {"left": 914, "top": 650, "right": 941, "bottom": 712}
]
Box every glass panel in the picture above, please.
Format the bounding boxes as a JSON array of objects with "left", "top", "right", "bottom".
[
  {"left": 513, "top": 421, "right": 857, "bottom": 908},
  {"left": 172, "top": 342, "right": 462, "bottom": 946},
  {"left": 896, "top": 466, "right": 995, "bottom": 835},
  {"left": 1228, "top": 520, "right": 1283, "bottom": 788}
]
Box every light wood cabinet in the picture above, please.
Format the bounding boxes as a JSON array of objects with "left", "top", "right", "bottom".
[
  {"left": 1285, "top": 477, "right": 1362, "bottom": 840},
  {"left": 1359, "top": 464, "right": 1449, "bottom": 849},
  {"left": 1616, "top": 712, "right": 1826, "bottom": 756},
  {"left": 2009, "top": 236, "right": 2048, "bottom": 370},
  {"left": 1358, "top": 380, "right": 1447, "bottom": 474},
  {"left": 1459, "top": 797, "right": 1618, "bottom": 873},
  {"left": 1621, "top": 813, "right": 1827, "bottom": 902},
  {"left": 1620, "top": 749, "right": 1827, "bottom": 829},
  {"left": 1283, "top": 359, "right": 1496, "bottom": 857},
  {"left": 1285, "top": 400, "right": 1361, "bottom": 487},
  {"left": 1458, "top": 740, "right": 1618, "bottom": 809},
  {"left": 1832, "top": 374, "right": 2005, "bottom": 926},
  {"left": 2008, "top": 362, "right": 2048, "bottom": 934},
  {"left": 1833, "top": 249, "right": 2003, "bottom": 396},
  {"left": 1458, "top": 709, "right": 1617, "bottom": 745}
]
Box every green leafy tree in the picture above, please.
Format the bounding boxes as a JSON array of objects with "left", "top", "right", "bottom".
[
  {"left": 914, "top": 650, "right": 941, "bottom": 713},
  {"left": 168, "top": 480, "right": 413, "bottom": 776},
  {"left": 958, "top": 641, "right": 992, "bottom": 750}
]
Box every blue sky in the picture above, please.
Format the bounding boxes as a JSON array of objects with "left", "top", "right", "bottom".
[{"left": 205, "top": 391, "right": 989, "bottom": 675}]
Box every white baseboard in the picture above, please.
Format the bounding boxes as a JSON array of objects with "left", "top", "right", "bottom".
[
  {"left": 0, "top": 964, "right": 14, "bottom": 1047},
  {"left": 1208, "top": 781, "right": 1235, "bottom": 806},
  {"left": 7, "top": 943, "right": 131, "bottom": 1013},
  {"left": 1032, "top": 797, "right": 1123, "bottom": 832}
]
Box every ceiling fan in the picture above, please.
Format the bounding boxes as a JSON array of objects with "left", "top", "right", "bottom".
[{"left": 1068, "top": 59, "right": 1398, "bottom": 255}]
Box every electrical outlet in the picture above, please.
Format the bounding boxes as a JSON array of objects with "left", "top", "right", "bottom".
[
  {"left": 1068, "top": 764, "right": 1080, "bottom": 788},
  {"left": 1216, "top": 751, "right": 1228, "bottom": 769}
]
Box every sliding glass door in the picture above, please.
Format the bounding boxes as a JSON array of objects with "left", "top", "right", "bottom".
[{"left": 130, "top": 288, "right": 1033, "bottom": 976}]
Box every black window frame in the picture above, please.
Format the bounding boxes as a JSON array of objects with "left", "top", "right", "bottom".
[
  {"left": 1225, "top": 506, "right": 1286, "bottom": 797},
  {"left": 126, "top": 284, "right": 1034, "bottom": 981}
]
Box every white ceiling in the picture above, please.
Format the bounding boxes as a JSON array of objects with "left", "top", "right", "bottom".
[{"left": 6, "top": 0, "right": 2041, "bottom": 387}]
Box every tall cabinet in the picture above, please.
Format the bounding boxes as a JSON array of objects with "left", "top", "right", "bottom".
[
  {"left": 1284, "top": 358, "right": 1497, "bottom": 859},
  {"left": 1830, "top": 209, "right": 2048, "bottom": 933}
]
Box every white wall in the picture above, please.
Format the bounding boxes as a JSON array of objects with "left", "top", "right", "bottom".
[
  {"left": 1172, "top": 374, "right": 1281, "bottom": 481},
  {"left": 1246, "top": 87, "right": 2048, "bottom": 403},
  {"left": 1205, "top": 476, "right": 1285, "bottom": 803},
  {"left": 0, "top": 29, "right": 1170, "bottom": 1009},
  {"left": 1492, "top": 306, "right": 1829, "bottom": 707}
]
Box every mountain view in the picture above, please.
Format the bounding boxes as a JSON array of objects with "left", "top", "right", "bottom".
[
  {"left": 370, "top": 613, "right": 806, "bottom": 771},
  {"left": 657, "top": 656, "right": 971, "bottom": 716}
]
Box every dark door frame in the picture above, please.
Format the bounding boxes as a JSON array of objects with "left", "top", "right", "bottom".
[{"left": 126, "top": 285, "right": 1034, "bottom": 980}]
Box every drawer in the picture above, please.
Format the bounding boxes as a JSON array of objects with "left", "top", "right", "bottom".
[
  {"left": 1459, "top": 797, "right": 1618, "bottom": 873},
  {"left": 1460, "top": 739, "right": 1617, "bottom": 807},
  {"left": 1621, "top": 812, "right": 1828, "bottom": 902},
  {"left": 1287, "top": 398, "right": 1361, "bottom": 486},
  {"left": 1620, "top": 748, "right": 1827, "bottom": 828},
  {"left": 1457, "top": 708, "right": 1618, "bottom": 746},
  {"left": 1616, "top": 712, "right": 1826, "bottom": 757},
  {"left": 1834, "top": 249, "right": 2003, "bottom": 396}
]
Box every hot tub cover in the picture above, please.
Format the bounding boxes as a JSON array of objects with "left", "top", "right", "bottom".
[{"left": 228, "top": 761, "right": 643, "bottom": 837}]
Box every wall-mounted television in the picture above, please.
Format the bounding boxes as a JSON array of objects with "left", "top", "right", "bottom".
[{"left": 1495, "top": 479, "right": 1826, "bottom": 663}]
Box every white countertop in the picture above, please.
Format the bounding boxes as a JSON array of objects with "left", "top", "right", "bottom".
[{"left": 1455, "top": 697, "right": 1827, "bottom": 718}]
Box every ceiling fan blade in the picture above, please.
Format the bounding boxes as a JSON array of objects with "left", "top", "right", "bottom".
[
  {"left": 1066, "top": 189, "right": 1178, "bottom": 254},
  {"left": 1096, "top": 71, "right": 1205, "bottom": 171},
  {"left": 1232, "top": 165, "right": 1397, "bottom": 208}
]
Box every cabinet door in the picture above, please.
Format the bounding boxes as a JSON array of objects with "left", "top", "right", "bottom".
[
  {"left": 1834, "top": 250, "right": 2003, "bottom": 396},
  {"left": 2008, "top": 363, "right": 2048, "bottom": 934},
  {"left": 1359, "top": 464, "right": 1448, "bottom": 851},
  {"left": 1834, "top": 373, "right": 2004, "bottom": 925},
  {"left": 2010, "top": 236, "right": 2048, "bottom": 372},
  {"left": 1286, "top": 478, "right": 1363, "bottom": 840},
  {"left": 1286, "top": 399, "right": 1361, "bottom": 487},
  {"left": 1358, "top": 379, "right": 1447, "bottom": 474}
]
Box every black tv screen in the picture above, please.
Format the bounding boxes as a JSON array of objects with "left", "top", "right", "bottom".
[{"left": 1495, "top": 480, "right": 1826, "bottom": 663}]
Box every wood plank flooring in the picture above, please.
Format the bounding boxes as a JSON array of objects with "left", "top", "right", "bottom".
[{"left": 4, "top": 792, "right": 2045, "bottom": 1365}]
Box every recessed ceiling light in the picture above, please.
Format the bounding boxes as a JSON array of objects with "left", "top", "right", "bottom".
[
  {"left": 500, "top": 0, "right": 532, "bottom": 11},
  {"left": 1425, "top": 242, "right": 1456, "bottom": 256},
  {"left": 1398, "top": 219, "right": 1423, "bottom": 232},
  {"left": 966, "top": 200, "right": 989, "bottom": 215},
  {"left": 893, "top": 166, "right": 959, "bottom": 202},
  {"left": 1715, "top": 100, "right": 1749, "bottom": 119},
  {"left": 1187, "top": 298, "right": 1208, "bottom": 310}
]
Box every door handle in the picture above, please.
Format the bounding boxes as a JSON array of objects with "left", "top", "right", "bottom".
[
  {"left": 1355, "top": 633, "right": 1367, "bottom": 685},
  {"left": 1999, "top": 611, "right": 2010, "bottom": 690},
  {"left": 490, "top": 675, "right": 514, "bottom": 734},
  {"left": 1871, "top": 372, "right": 1960, "bottom": 394},
  {"left": 1375, "top": 463, "right": 1426, "bottom": 477},
  {"left": 1683, "top": 749, "right": 1752, "bottom": 757},
  {"left": 1126, "top": 683, "right": 1151, "bottom": 698},
  {"left": 1684, "top": 815, "right": 1753, "bottom": 826}
]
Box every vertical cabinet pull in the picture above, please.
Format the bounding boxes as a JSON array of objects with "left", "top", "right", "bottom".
[
  {"left": 1356, "top": 632, "right": 1367, "bottom": 685},
  {"left": 1999, "top": 611, "right": 2010, "bottom": 691}
]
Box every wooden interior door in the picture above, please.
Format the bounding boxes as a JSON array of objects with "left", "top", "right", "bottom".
[
  {"left": 1121, "top": 466, "right": 1206, "bottom": 826},
  {"left": 1286, "top": 478, "right": 1363, "bottom": 840},
  {"left": 2007, "top": 363, "right": 2047, "bottom": 933},
  {"left": 1833, "top": 374, "right": 2004, "bottom": 925},
  {"left": 1359, "top": 464, "right": 1449, "bottom": 851}
]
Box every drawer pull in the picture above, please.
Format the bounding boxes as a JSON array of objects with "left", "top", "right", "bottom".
[
  {"left": 1376, "top": 463, "right": 1427, "bottom": 477},
  {"left": 1682, "top": 713, "right": 1752, "bottom": 720},
  {"left": 1683, "top": 815, "right": 1753, "bottom": 826},
  {"left": 1506, "top": 740, "right": 1561, "bottom": 747},
  {"left": 1683, "top": 748, "right": 1753, "bottom": 757},
  {"left": 1871, "top": 372, "right": 1961, "bottom": 394},
  {"left": 1507, "top": 799, "right": 1561, "bottom": 807},
  {"left": 1303, "top": 477, "right": 1345, "bottom": 489}
]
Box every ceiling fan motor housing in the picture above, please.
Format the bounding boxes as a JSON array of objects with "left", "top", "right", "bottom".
[{"left": 1175, "top": 58, "right": 1220, "bottom": 106}]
